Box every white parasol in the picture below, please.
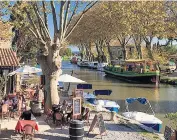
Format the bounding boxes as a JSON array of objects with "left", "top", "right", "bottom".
[
  {"left": 58, "top": 74, "right": 86, "bottom": 83},
  {"left": 8, "top": 65, "right": 42, "bottom": 76}
]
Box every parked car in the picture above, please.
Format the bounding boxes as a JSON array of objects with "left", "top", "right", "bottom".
[{"left": 159, "top": 61, "right": 176, "bottom": 73}]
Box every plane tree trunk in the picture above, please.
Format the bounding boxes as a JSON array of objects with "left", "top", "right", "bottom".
[{"left": 37, "top": 43, "right": 62, "bottom": 109}]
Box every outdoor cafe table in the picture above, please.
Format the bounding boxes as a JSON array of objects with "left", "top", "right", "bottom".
[{"left": 15, "top": 120, "right": 39, "bottom": 132}]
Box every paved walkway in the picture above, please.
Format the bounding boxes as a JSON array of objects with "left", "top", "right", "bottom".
[{"left": 0, "top": 114, "right": 160, "bottom": 140}]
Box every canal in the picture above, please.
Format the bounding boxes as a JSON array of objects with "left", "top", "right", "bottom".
[{"left": 62, "top": 61, "right": 177, "bottom": 132}]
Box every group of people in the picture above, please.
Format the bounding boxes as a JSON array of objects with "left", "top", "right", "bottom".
[{"left": 0, "top": 92, "right": 26, "bottom": 118}]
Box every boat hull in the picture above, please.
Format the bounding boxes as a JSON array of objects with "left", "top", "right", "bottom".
[
  {"left": 122, "top": 112, "right": 162, "bottom": 132},
  {"left": 104, "top": 69, "right": 160, "bottom": 83},
  {"left": 142, "top": 123, "right": 162, "bottom": 132}
]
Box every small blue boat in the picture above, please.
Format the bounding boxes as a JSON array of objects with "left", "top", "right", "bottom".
[
  {"left": 97, "top": 100, "right": 120, "bottom": 113},
  {"left": 122, "top": 97, "right": 162, "bottom": 132},
  {"left": 83, "top": 92, "right": 120, "bottom": 113}
]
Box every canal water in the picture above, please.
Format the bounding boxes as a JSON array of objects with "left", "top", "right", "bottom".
[{"left": 62, "top": 61, "right": 177, "bottom": 132}]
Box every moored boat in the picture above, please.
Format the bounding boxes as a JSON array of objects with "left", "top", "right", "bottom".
[
  {"left": 70, "top": 56, "right": 81, "bottom": 64},
  {"left": 77, "top": 60, "right": 89, "bottom": 67},
  {"left": 97, "top": 62, "right": 108, "bottom": 71},
  {"left": 104, "top": 59, "right": 160, "bottom": 83},
  {"left": 122, "top": 97, "right": 162, "bottom": 132},
  {"left": 97, "top": 100, "right": 120, "bottom": 113},
  {"left": 83, "top": 92, "right": 120, "bottom": 113},
  {"left": 88, "top": 61, "right": 98, "bottom": 69}
]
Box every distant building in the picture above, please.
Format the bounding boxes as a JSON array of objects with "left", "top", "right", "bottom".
[{"left": 109, "top": 40, "right": 135, "bottom": 61}]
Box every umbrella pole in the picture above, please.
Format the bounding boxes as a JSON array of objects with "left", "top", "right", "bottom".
[{"left": 66, "top": 70, "right": 74, "bottom": 91}]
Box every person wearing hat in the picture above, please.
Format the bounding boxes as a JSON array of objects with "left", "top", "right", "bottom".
[{"left": 19, "top": 106, "right": 32, "bottom": 120}]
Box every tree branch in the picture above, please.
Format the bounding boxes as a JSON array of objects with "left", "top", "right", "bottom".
[
  {"left": 63, "top": 1, "right": 70, "bottom": 36},
  {"left": 24, "top": 7, "right": 43, "bottom": 42},
  {"left": 125, "top": 36, "right": 131, "bottom": 46},
  {"left": 65, "top": 1, "right": 97, "bottom": 40},
  {"left": 35, "top": 3, "right": 51, "bottom": 40},
  {"left": 50, "top": 1, "right": 58, "bottom": 41},
  {"left": 66, "top": 1, "right": 79, "bottom": 29},
  {"left": 29, "top": 28, "right": 38, "bottom": 38},
  {"left": 59, "top": 1, "right": 65, "bottom": 39},
  {"left": 32, "top": 3, "right": 45, "bottom": 40},
  {"left": 42, "top": 1, "right": 48, "bottom": 30}
]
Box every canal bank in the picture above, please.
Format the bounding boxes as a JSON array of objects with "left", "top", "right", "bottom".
[{"left": 62, "top": 61, "right": 177, "bottom": 133}]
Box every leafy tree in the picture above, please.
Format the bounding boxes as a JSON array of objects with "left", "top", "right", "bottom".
[
  {"left": 60, "top": 48, "right": 72, "bottom": 57},
  {"left": 1, "top": 1, "right": 97, "bottom": 108}
]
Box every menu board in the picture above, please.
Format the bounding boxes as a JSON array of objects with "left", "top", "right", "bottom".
[
  {"left": 73, "top": 97, "right": 81, "bottom": 116},
  {"left": 88, "top": 114, "right": 98, "bottom": 134},
  {"left": 97, "top": 114, "right": 106, "bottom": 135},
  {"left": 75, "top": 89, "right": 83, "bottom": 97},
  {"left": 88, "top": 113, "right": 106, "bottom": 136}
]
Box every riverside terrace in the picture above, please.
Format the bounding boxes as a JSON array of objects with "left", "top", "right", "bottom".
[{"left": 0, "top": 91, "right": 163, "bottom": 140}]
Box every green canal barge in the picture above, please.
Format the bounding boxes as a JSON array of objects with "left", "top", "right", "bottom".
[{"left": 104, "top": 59, "right": 160, "bottom": 83}]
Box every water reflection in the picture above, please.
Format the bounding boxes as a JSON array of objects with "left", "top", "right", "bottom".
[{"left": 62, "top": 61, "right": 177, "bottom": 131}]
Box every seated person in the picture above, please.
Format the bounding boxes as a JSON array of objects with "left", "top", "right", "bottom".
[
  {"left": 10, "top": 99, "right": 18, "bottom": 118},
  {"left": 19, "top": 106, "right": 32, "bottom": 120},
  {"left": 4, "top": 97, "right": 10, "bottom": 105}
]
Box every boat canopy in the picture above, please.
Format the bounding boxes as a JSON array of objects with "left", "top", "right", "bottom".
[
  {"left": 77, "top": 84, "right": 92, "bottom": 89},
  {"left": 93, "top": 90, "right": 112, "bottom": 96},
  {"left": 125, "top": 97, "right": 155, "bottom": 115},
  {"left": 126, "top": 98, "right": 147, "bottom": 105}
]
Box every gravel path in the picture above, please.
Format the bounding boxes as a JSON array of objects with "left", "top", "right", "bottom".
[
  {"left": 33, "top": 122, "right": 150, "bottom": 140},
  {"left": 0, "top": 115, "right": 155, "bottom": 140},
  {"left": 33, "top": 116, "right": 150, "bottom": 140}
]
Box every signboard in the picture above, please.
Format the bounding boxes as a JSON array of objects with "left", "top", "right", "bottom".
[
  {"left": 88, "top": 113, "right": 106, "bottom": 136},
  {"left": 73, "top": 97, "right": 81, "bottom": 116},
  {"left": 75, "top": 89, "right": 83, "bottom": 97},
  {"left": 164, "top": 126, "right": 174, "bottom": 140},
  {"left": 97, "top": 114, "right": 106, "bottom": 135},
  {"left": 88, "top": 114, "right": 98, "bottom": 133},
  {"left": 77, "top": 84, "right": 92, "bottom": 89}
]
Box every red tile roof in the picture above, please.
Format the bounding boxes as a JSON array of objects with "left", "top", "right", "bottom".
[{"left": 0, "top": 48, "right": 19, "bottom": 67}]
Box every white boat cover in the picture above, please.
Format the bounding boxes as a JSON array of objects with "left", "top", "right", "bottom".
[
  {"left": 122, "top": 111, "right": 162, "bottom": 124},
  {"left": 97, "top": 100, "right": 120, "bottom": 108},
  {"left": 83, "top": 92, "right": 96, "bottom": 99}
]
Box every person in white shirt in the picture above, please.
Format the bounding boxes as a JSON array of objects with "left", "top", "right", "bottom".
[{"left": 38, "top": 85, "right": 44, "bottom": 109}]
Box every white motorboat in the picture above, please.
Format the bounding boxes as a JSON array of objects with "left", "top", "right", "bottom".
[
  {"left": 122, "top": 97, "right": 162, "bottom": 132},
  {"left": 77, "top": 60, "right": 89, "bottom": 67},
  {"left": 83, "top": 92, "right": 120, "bottom": 113},
  {"left": 97, "top": 62, "right": 108, "bottom": 71},
  {"left": 88, "top": 61, "right": 98, "bottom": 69},
  {"left": 97, "top": 100, "right": 120, "bottom": 113}
]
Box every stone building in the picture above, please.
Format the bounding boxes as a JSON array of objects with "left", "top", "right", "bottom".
[{"left": 109, "top": 40, "right": 135, "bottom": 61}]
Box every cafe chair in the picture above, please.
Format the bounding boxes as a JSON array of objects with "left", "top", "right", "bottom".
[
  {"left": 1, "top": 104, "right": 10, "bottom": 122},
  {"left": 22, "top": 124, "right": 35, "bottom": 140},
  {"left": 82, "top": 108, "right": 90, "bottom": 126},
  {"left": 45, "top": 108, "right": 53, "bottom": 124},
  {"left": 55, "top": 112, "right": 63, "bottom": 129}
]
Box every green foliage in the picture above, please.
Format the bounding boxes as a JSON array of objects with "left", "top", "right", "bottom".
[
  {"left": 165, "top": 112, "right": 177, "bottom": 129},
  {"left": 60, "top": 48, "right": 72, "bottom": 57},
  {"left": 0, "top": 76, "right": 7, "bottom": 97}
]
